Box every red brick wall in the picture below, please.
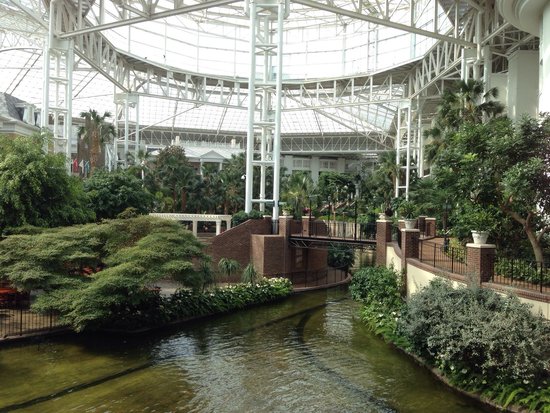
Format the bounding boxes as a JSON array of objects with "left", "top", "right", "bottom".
[
  {"left": 466, "top": 244, "right": 495, "bottom": 284},
  {"left": 425, "top": 218, "right": 436, "bottom": 237},
  {"left": 206, "top": 218, "right": 272, "bottom": 275},
  {"left": 251, "top": 234, "right": 287, "bottom": 276},
  {"left": 376, "top": 220, "right": 392, "bottom": 266},
  {"left": 401, "top": 229, "right": 420, "bottom": 259}
]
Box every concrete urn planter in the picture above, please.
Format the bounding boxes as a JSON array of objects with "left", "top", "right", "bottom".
[
  {"left": 404, "top": 219, "right": 416, "bottom": 229},
  {"left": 471, "top": 230, "right": 489, "bottom": 245}
]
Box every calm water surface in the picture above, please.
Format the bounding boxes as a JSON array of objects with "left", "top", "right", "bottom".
[{"left": 0, "top": 287, "right": 494, "bottom": 413}]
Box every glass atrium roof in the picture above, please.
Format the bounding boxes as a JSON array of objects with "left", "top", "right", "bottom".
[{"left": 0, "top": 0, "right": 454, "bottom": 136}]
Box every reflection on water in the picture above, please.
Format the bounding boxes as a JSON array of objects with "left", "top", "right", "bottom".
[{"left": 0, "top": 287, "right": 494, "bottom": 413}]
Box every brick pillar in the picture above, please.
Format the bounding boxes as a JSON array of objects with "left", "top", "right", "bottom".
[
  {"left": 418, "top": 215, "right": 426, "bottom": 234},
  {"left": 302, "top": 216, "right": 312, "bottom": 237},
  {"left": 397, "top": 219, "right": 405, "bottom": 230},
  {"left": 425, "top": 218, "right": 436, "bottom": 237},
  {"left": 376, "top": 219, "right": 392, "bottom": 266},
  {"left": 466, "top": 243, "right": 496, "bottom": 285},
  {"left": 278, "top": 216, "right": 292, "bottom": 238},
  {"left": 401, "top": 229, "right": 420, "bottom": 259}
]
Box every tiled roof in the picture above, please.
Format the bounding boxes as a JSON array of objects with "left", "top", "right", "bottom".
[{"left": 0, "top": 93, "right": 25, "bottom": 121}]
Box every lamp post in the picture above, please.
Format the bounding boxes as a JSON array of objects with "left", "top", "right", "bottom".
[
  {"left": 353, "top": 174, "right": 361, "bottom": 241},
  {"left": 308, "top": 195, "right": 317, "bottom": 236},
  {"left": 354, "top": 199, "right": 358, "bottom": 241},
  {"left": 327, "top": 195, "right": 332, "bottom": 237},
  {"left": 443, "top": 200, "right": 451, "bottom": 252}
]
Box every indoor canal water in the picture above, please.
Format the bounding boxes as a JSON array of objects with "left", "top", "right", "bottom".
[{"left": 0, "top": 287, "right": 496, "bottom": 413}]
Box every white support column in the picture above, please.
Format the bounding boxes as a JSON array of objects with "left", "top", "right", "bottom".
[
  {"left": 272, "top": 0, "right": 284, "bottom": 222},
  {"left": 541, "top": 2, "right": 550, "bottom": 113},
  {"left": 124, "top": 93, "right": 130, "bottom": 163},
  {"left": 65, "top": 40, "right": 74, "bottom": 166},
  {"left": 135, "top": 94, "right": 140, "bottom": 158},
  {"left": 244, "top": 0, "right": 288, "bottom": 219},
  {"left": 215, "top": 220, "right": 222, "bottom": 235},
  {"left": 244, "top": 0, "right": 257, "bottom": 213},
  {"left": 41, "top": 0, "right": 75, "bottom": 166},
  {"left": 115, "top": 92, "right": 139, "bottom": 167}
]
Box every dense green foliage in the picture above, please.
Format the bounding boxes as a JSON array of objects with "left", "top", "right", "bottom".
[
  {"left": 44, "top": 277, "right": 293, "bottom": 332},
  {"left": 147, "top": 145, "right": 195, "bottom": 212},
  {"left": 84, "top": 170, "right": 154, "bottom": 219},
  {"left": 400, "top": 280, "right": 550, "bottom": 411},
  {"left": 0, "top": 216, "right": 208, "bottom": 330},
  {"left": 231, "top": 209, "right": 263, "bottom": 226},
  {"left": 0, "top": 135, "right": 94, "bottom": 232},
  {"left": 351, "top": 267, "right": 550, "bottom": 411},
  {"left": 166, "top": 277, "right": 291, "bottom": 320},
  {"left": 350, "top": 266, "right": 405, "bottom": 342},
  {"left": 327, "top": 244, "right": 355, "bottom": 270}
]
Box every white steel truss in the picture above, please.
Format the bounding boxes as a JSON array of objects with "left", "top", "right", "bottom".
[
  {"left": 244, "top": 0, "right": 288, "bottom": 218},
  {"left": 0, "top": 0, "right": 540, "bottom": 200}
]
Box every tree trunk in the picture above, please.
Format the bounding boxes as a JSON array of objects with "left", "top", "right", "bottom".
[
  {"left": 172, "top": 190, "right": 177, "bottom": 212},
  {"left": 525, "top": 222, "right": 545, "bottom": 264},
  {"left": 181, "top": 191, "right": 187, "bottom": 212},
  {"left": 505, "top": 208, "right": 545, "bottom": 263}
]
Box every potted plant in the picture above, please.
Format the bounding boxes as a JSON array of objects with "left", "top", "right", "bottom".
[
  {"left": 398, "top": 200, "right": 417, "bottom": 229},
  {"left": 282, "top": 205, "right": 293, "bottom": 217},
  {"left": 467, "top": 204, "right": 497, "bottom": 244}
]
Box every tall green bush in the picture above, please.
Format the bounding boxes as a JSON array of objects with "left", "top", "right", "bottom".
[
  {"left": 83, "top": 170, "right": 154, "bottom": 219},
  {"left": 328, "top": 244, "right": 355, "bottom": 270},
  {"left": 399, "top": 279, "right": 550, "bottom": 396},
  {"left": 0, "top": 135, "right": 94, "bottom": 232},
  {"left": 350, "top": 266, "right": 405, "bottom": 342},
  {"left": 1, "top": 216, "right": 208, "bottom": 330}
]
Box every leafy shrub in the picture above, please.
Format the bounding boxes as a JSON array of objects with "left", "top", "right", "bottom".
[
  {"left": 231, "top": 210, "right": 264, "bottom": 226},
  {"left": 2, "top": 216, "right": 208, "bottom": 330},
  {"left": 166, "top": 278, "right": 292, "bottom": 322},
  {"left": 232, "top": 211, "right": 249, "bottom": 226},
  {"left": 328, "top": 244, "right": 355, "bottom": 270},
  {"left": 248, "top": 209, "right": 264, "bottom": 219},
  {"left": 241, "top": 263, "right": 261, "bottom": 284},
  {"left": 350, "top": 266, "right": 405, "bottom": 343},
  {"left": 84, "top": 170, "right": 154, "bottom": 219},
  {"left": 399, "top": 279, "right": 550, "bottom": 389}
]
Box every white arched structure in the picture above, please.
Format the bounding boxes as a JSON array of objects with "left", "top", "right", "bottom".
[{"left": 149, "top": 213, "right": 232, "bottom": 236}]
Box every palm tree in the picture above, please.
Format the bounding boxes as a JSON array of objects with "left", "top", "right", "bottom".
[
  {"left": 241, "top": 263, "right": 260, "bottom": 284},
  {"left": 281, "top": 171, "right": 316, "bottom": 217},
  {"left": 152, "top": 146, "right": 195, "bottom": 212},
  {"left": 425, "top": 79, "right": 505, "bottom": 163},
  {"left": 218, "top": 258, "right": 240, "bottom": 282},
  {"left": 78, "top": 110, "right": 116, "bottom": 172}
]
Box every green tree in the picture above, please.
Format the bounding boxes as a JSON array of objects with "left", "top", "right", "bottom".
[
  {"left": 0, "top": 135, "right": 94, "bottom": 232},
  {"left": 424, "top": 79, "right": 504, "bottom": 164},
  {"left": 281, "top": 171, "right": 316, "bottom": 217},
  {"left": 83, "top": 170, "right": 154, "bottom": 219},
  {"left": 78, "top": 109, "right": 116, "bottom": 171},
  {"left": 151, "top": 146, "right": 196, "bottom": 212},
  {"left": 432, "top": 115, "right": 550, "bottom": 261},
  {"left": 218, "top": 154, "right": 246, "bottom": 214},
  {"left": 328, "top": 244, "right": 355, "bottom": 270},
  {"left": 1, "top": 216, "right": 208, "bottom": 330}
]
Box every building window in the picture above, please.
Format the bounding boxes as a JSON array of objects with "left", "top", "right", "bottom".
[
  {"left": 293, "top": 158, "right": 311, "bottom": 169},
  {"left": 320, "top": 159, "right": 336, "bottom": 170}
]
